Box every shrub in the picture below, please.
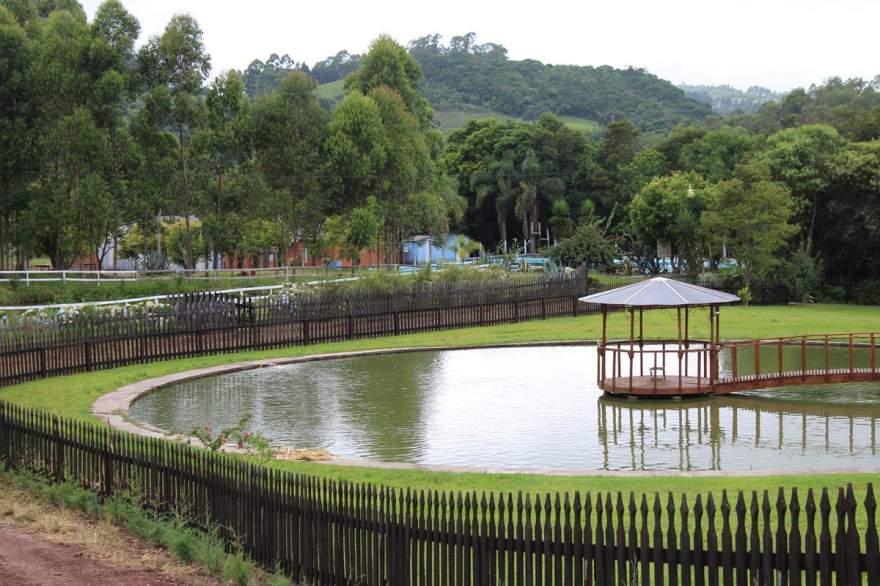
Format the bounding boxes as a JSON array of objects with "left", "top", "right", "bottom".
[
  {"left": 221, "top": 548, "right": 254, "bottom": 586},
  {"left": 853, "top": 279, "right": 880, "bottom": 305}
]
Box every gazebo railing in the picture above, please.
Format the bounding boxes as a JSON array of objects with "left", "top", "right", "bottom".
[{"left": 598, "top": 339, "right": 716, "bottom": 395}]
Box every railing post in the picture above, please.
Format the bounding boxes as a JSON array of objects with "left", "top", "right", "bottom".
[
  {"left": 777, "top": 341, "right": 784, "bottom": 383},
  {"left": 102, "top": 430, "right": 113, "bottom": 497},
  {"left": 52, "top": 416, "right": 64, "bottom": 483},
  {"left": 872, "top": 334, "right": 877, "bottom": 378},
  {"left": 848, "top": 334, "right": 854, "bottom": 377},
  {"left": 303, "top": 319, "right": 310, "bottom": 345},
  {"left": 731, "top": 344, "right": 737, "bottom": 386},
  {"left": 347, "top": 314, "right": 354, "bottom": 340},
  {"left": 571, "top": 295, "right": 577, "bottom": 317},
  {"left": 754, "top": 341, "right": 761, "bottom": 383},
  {"left": 393, "top": 311, "right": 400, "bottom": 335},
  {"left": 40, "top": 347, "right": 48, "bottom": 378},
  {"left": 801, "top": 338, "right": 807, "bottom": 382},
  {"left": 0, "top": 402, "right": 7, "bottom": 470},
  {"left": 824, "top": 336, "right": 830, "bottom": 380},
  {"left": 541, "top": 297, "right": 546, "bottom": 320},
  {"left": 84, "top": 340, "right": 93, "bottom": 372}
]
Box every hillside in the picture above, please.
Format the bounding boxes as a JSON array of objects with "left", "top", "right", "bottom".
[
  {"left": 243, "top": 34, "right": 711, "bottom": 133},
  {"left": 678, "top": 84, "right": 783, "bottom": 115}
]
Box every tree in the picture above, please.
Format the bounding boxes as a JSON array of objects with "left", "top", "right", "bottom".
[
  {"left": 0, "top": 6, "right": 34, "bottom": 268},
  {"left": 25, "top": 108, "right": 111, "bottom": 268},
  {"left": 90, "top": 0, "right": 141, "bottom": 269},
  {"left": 547, "top": 218, "right": 616, "bottom": 270},
  {"left": 344, "top": 35, "right": 432, "bottom": 127},
  {"left": 759, "top": 124, "right": 846, "bottom": 247},
  {"left": 678, "top": 126, "right": 758, "bottom": 182},
  {"left": 251, "top": 71, "right": 328, "bottom": 264},
  {"left": 470, "top": 156, "right": 516, "bottom": 250},
  {"left": 818, "top": 141, "right": 880, "bottom": 277},
  {"left": 701, "top": 162, "right": 797, "bottom": 292},
  {"left": 591, "top": 119, "right": 640, "bottom": 213},
  {"left": 192, "top": 70, "right": 250, "bottom": 269},
  {"left": 629, "top": 172, "right": 712, "bottom": 274},
  {"left": 343, "top": 197, "right": 383, "bottom": 268},
  {"left": 137, "top": 14, "right": 211, "bottom": 269}
]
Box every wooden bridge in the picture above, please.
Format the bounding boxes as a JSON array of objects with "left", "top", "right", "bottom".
[{"left": 598, "top": 333, "right": 880, "bottom": 397}]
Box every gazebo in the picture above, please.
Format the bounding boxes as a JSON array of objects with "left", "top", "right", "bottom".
[{"left": 579, "top": 277, "right": 740, "bottom": 397}]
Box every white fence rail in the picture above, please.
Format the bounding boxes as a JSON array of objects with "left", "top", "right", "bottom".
[{"left": 0, "top": 265, "right": 405, "bottom": 285}]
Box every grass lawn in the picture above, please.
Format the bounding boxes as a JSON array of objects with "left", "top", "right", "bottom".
[{"left": 2, "top": 303, "right": 879, "bottom": 498}]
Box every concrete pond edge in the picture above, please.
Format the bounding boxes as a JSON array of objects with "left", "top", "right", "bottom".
[{"left": 91, "top": 341, "right": 880, "bottom": 478}]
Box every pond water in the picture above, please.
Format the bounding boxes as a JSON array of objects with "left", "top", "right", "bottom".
[{"left": 129, "top": 346, "right": 880, "bottom": 472}]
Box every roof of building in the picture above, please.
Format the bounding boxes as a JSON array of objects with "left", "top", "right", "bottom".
[{"left": 579, "top": 277, "right": 741, "bottom": 308}]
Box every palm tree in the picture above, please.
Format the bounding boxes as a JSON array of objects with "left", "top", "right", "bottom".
[
  {"left": 471, "top": 156, "right": 516, "bottom": 251},
  {"left": 514, "top": 150, "right": 540, "bottom": 253}
]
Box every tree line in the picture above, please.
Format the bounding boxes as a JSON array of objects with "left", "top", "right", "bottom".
[
  {"left": 447, "top": 76, "right": 879, "bottom": 297},
  {"left": 0, "top": 1, "right": 461, "bottom": 271},
  {"left": 1, "top": 0, "right": 879, "bottom": 299}
]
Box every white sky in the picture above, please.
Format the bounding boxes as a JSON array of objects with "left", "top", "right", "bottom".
[{"left": 80, "top": 0, "right": 879, "bottom": 92}]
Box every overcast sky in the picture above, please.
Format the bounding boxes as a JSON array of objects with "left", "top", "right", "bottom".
[{"left": 80, "top": 0, "right": 878, "bottom": 92}]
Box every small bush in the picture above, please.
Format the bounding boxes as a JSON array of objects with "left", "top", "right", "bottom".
[
  {"left": 854, "top": 279, "right": 880, "bottom": 305},
  {"left": 221, "top": 549, "right": 254, "bottom": 586},
  {"left": 192, "top": 527, "right": 226, "bottom": 574}
]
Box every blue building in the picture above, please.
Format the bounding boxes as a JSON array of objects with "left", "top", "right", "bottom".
[{"left": 402, "top": 234, "right": 473, "bottom": 266}]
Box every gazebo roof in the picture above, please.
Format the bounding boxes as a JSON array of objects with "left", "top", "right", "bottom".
[{"left": 579, "top": 277, "right": 740, "bottom": 308}]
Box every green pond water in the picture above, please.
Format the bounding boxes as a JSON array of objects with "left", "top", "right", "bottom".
[{"left": 129, "top": 346, "right": 880, "bottom": 472}]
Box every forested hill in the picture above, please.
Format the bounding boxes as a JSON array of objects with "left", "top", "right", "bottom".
[{"left": 243, "top": 34, "right": 712, "bottom": 132}]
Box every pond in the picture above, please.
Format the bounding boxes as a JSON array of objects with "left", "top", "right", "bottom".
[{"left": 129, "top": 346, "right": 880, "bottom": 472}]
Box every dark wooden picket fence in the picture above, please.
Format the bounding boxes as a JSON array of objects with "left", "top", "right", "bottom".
[
  {"left": 0, "top": 272, "right": 596, "bottom": 387},
  {"left": 1, "top": 400, "right": 877, "bottom": 585}
]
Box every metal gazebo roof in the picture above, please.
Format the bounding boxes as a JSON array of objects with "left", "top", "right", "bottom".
[{"left": 579, "top": 277, "right": 740, "bottom": 308}]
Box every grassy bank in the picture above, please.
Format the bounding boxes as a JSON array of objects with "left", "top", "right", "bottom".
[{"left": 1, "top": 303, "right": 878, "bottom": 496}]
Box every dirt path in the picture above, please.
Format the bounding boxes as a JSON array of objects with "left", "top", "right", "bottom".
[{"left": 0, "top": 524, "right": 215, "bottom": 586}]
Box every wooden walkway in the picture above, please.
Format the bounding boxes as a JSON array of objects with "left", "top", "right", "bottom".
[{"left": 601, "top": 368, "right": 880, "bottom": 397}]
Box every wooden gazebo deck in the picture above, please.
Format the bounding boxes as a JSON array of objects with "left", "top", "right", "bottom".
[{"left": 601, "top": 375, "right": 715, "bottom": 397}]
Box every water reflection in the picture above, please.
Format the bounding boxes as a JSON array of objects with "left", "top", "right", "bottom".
[
  {"left": 598, "top": 390, "right": 880, "bottom": 471},
  {"left": 130, "top": 347, "right": 880, "bottom": 472}
]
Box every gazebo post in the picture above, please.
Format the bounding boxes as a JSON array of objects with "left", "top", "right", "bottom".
[
  {"left": 628, "top": 307, "right": 635, "bottom": 392},
  {"left": 600, "top": 305, "right": 607, "bottom": 386},
  {"left": 638, "top": 307, "right": 644, "bottom": 376},
  {"left": 708, "top": 304, "right": 715, "bottom": 385},
  {"left": 684, "top": 306, "right": 690, "bottom": 378}
]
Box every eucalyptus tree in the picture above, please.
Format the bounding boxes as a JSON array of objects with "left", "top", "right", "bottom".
[
  {"left": 137, "top": 14, "right": 211, "bottom": 269},
  {"left": 251, "top": 71, "right": 329, "bottom": 265},
  {"left": 192, "top": 70, "right": 250, "bottom": 269},
  {"left": 0, "top": 5, "right": 33, "bottom": 268},
  {"left": 90, "top": 0, "right": 140, "bottom": 268}
]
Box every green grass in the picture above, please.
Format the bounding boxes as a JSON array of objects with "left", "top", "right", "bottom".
[
  {"left": 2, "top": 304, "right": 878, "bottom": 496},
  {"left": 557, "top": 115, "right": 601, "bottom": 133},
  {"left": 315, "top": 79, "right": 345, "bottom": 101},
  {"left": 0, "top": 271, "right": 349, "bottom": 306},
  {"left": 434, "top": 108, "right": 601, "bottom": 134}
]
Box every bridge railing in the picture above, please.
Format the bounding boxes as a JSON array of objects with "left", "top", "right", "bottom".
[{"left": 718, "top": 333, "right": 880, "bottom": 387}]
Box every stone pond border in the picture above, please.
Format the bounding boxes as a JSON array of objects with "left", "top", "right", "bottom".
[{"left": 92, "top": 341, "right": 880, "bottom": 478}]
